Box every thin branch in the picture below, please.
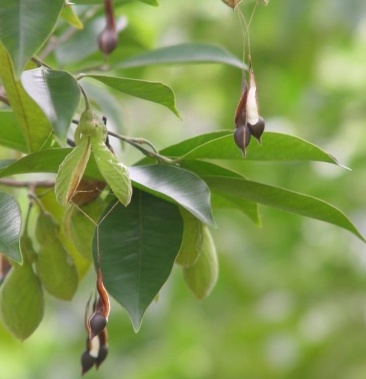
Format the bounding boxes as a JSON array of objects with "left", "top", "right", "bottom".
[
  {"left": 108, "top": 130, "right": 175, "bottom": 164},
  {"left": 0, "top": 93, "right": 10, "bottom": 106},
  {"left": 0, "top": 179, "right": 54, "bottom": 188}
]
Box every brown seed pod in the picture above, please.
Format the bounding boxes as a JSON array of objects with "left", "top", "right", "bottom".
[
  {"left": 71, "top": 179, "right": 106, "bottom": 206},
  {"left": 89, "top": 312, "right": 107, "bottom": 339},
  {"left": 98, "top": 0, "right": 118, "bottom": 56},
  {"left": 81, "top": 350, "right": 97, "bottom": 376}
]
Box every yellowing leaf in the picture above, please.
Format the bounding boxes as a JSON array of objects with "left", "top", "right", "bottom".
[
  {"left": 55, "top": 137, "right": 91, "bottom": 207},
  {"left": 91, "top": 135, "right": 132, "bottom": 207}
]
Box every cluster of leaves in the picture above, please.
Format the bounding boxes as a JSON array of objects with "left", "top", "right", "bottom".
[{"left": 0, "top": 0, "right": 364, "bottom": 359}]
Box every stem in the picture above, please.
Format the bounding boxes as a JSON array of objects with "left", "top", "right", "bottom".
[
  {"left": 79, "top": 84, "right": 91, "bottom": 110},
  {"left": 0, "top": 179, "right": 54, "bottom": 188},
  {"left": 0, "top": 92, "right": 10, "bottom": 106},
  {"left": 108, "top": 130, "right": 175, "bottom": 164}
]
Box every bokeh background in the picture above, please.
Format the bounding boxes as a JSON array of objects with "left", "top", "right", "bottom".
[{"left": 1, "top": 0, "right": 366, "bottom": 378}]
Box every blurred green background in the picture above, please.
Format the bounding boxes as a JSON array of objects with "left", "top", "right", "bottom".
[{"left": 1, "top": 0, "right": 366, "bottom": 378}]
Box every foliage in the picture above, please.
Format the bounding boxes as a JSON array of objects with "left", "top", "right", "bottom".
[{"left": 0, "top": 0, "right": 365, "bottom": 376}]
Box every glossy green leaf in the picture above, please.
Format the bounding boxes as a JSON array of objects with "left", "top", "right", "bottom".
[
  {"left": 129, "top": 165, "right": 215, "bottom": 227},
  {"left": 0, "top": 193, "right": 22, "bottom": 263},
  {"left": 118, "top": 43, "right": 245, "bottom": 69},
  {"left": 161, "top": 131, "right": 343, "bottom": 165},
  {"left": 95, "top": 190, "right": 183, "bottom": 331},
  {"left": 175, "top": 208, "right": 204, "bottom": 267},
  {"left": 0, "top": 45, "right": 52, "bottom": 152},
  {"left": 0, "top": 0, "right": 65, "bottom": 76},
  {"left": 0, "top": 264, "right": 44, "bottom": 340},
  {"left": 0, "top": 111, "right": 27, "bottom": 153},
  {"left": 80, "top": 74, "right": 181, "bottom": 118},
  {"left": 179, "top": 160, "right": 260, "bottom": 225},
  {"left": 183, "top": 226, "right": 219, "bottom": 300},
  {"left": 91, "top": 136, "right": 132, "bottom": 206},
  {"left": 55, "top": 138, "right": 92, "bottom": 207},
  {"left": 21, "top": 68, "right": 80, "bottom": 140},
  {"left": 205, "top": 176, "right": 365, "bottom": 242}
]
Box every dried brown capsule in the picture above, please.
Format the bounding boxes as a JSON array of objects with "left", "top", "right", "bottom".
[
  {"left": 247, "top": 116, "right": 265, "bottom": 143},
  {"left": 98, "top": 0, "right": 118, "bottom": 56},
  {"left": 89, "top": 312, "right": 107, "bottom": 339}
]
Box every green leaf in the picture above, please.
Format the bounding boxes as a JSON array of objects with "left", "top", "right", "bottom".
[
  {"left": 80, "top": 75, "right": 181, "bottom": 118},
  {"left": 55, "top": 138, "right": 92, "bottom": 207},
  {"left": 0, "top": 0, "right": 65, "bottom": 77},
  {"left": 0, "top": 263, "right": 44, "bottom": 340},
  {"left": 179, "top": 160, "right": 260, "bottom": 225},
  {"left": 175, "top": 208, "right": 204, "bottom": 267},
  {"left": 129, "top": 165, "right": 215, "bottom": 227},
  {"left": 60, "top": 3, "right": 83, "bottom": 29},
  {"left": 21, "top": 68, "right": 80, "bottom": 140},
  {"left": 0, "top": 193, "right": 22, "bottom": 263},
  {"left": 0, "top": 111, "right": 27, "bottom": 153},
  {"left": 183, "top": 225, "right": 218, "bottom": 300},
  {"left": 161, "top": 131, "right": 343, "bottom": 165},
  {"left": 205, "top": 176, "right": 365, "bottom": 242},
  {"left": 95, "top": 190, "right": 183, "bottom": 331},
  {"left": 118, "top": 43, "right": 245, "bottom": 69},
  {"left": 0, "top": 45, "right": 52, "bottom": 152},
  {"left": 90, "top": 135, "right": 132, "bottom": 207}
]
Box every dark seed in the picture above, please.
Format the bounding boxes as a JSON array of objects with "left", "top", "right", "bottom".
[
  {"left": 247, "top": 116, "right": 265, "bottom": 143},
  {"left": 96, "top": 343, "right": 108, "bottom": 368},
  {"left": 89, "top": 312, "right": 107, "bottom": 339},
  {"left": 98, "top": 26, "right": 118, "bottom": 55},
  {"left": 81, "top": 351, "right": 96, "bottom": 375},
  {"left": 234, "top": 125, "right": 252, "bottom": 156}
]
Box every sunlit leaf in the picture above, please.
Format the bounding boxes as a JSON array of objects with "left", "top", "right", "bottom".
[
  {"left": 91, "top": 135, "right": 132, "bottom": 207},
  {"left": 0, "top": 193, "right": 22, "bottom": 263},
  {"left": 205, "top": 176, "right": 365, "bottom": 242},
  {"left": 55, "top": 138, "right": 92, "bottom": 207},
  {"left": 21, "top": 67, "right": 80, "bottom": 140},
  {"left": 95, "top": 190, "right": 183, "bottom": 331},
  {"left": 60, "top": 3, "right": 83, "bottom": 29},
  {"left": 0, "top": 0, "right": 65, "bottom": 76},
  {"left": 118, "top": 43, "right": 245, "bottom": 69},
  {"left": 80, "top": 74, "right": 181, "bottom": 118},
  {"left": 160, "top": 131, "right": 343, "bottom": 165},
  {"left": 0, "top": 45, "right": 52, "bottom": 152},
  {"left": 0, "top": 111, "right": 27, "bottom": 153}
]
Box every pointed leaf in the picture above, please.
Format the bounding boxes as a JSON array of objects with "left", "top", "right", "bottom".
[
  {"left": 129, "top": 165, "right": 215, "bottom": 227},
  {"left": 0, "top": 45, "right": 52, "bottom": 152},
  {"left": 55, "top": 138, "right": 92, "bottom": 207},
  {"left": 205, "top": 176, "right": 365, "bottom": 242},
  {"left": 95, "top": 190, "right": 183, "bottom": 331},
  {"left": 118, "top": 43, "right": 244, "bottom": 69},
  {"left": 179, "top": 160, "right": 260, "bottom": 225},
  {"left": 0, "top": 0, "right": 65, "bottom": 76},
  {"left": 21, "top": 68, "right": 80, "bottom": 140},
  {"left": 0, "top": 111, "right": 27, "bottom": 153},
  {"left": 60, "top": 4, "right": 83, "bottom": 30},
  {"left": 81, "top": 75, "right": 181, "bottom": 118},
  {"left": 161, "top": 131, "right": 343, "bottom": 165},
  {"left": 0, "top": 193, "right": 22, "bottom": 263}
]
